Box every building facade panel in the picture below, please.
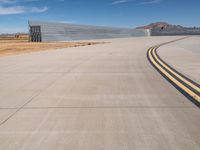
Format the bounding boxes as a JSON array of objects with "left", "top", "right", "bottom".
[{"left": 29, "top": 21, "right": 149, "bottom": 42}]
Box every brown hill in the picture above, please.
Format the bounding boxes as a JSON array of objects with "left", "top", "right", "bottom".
[
  {"left": 137, "top": 22, "right": 200, "bottom": 36},
  {"left": 136, "top": 22, "right": 184, "bottom": 30}
]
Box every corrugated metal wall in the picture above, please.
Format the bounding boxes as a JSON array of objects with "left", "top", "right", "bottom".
[
  {"left": 151, "top": 27, "right": 200, "bottom": 36},
  {"left": 29, "top": 21, "right": 150, "bottom": 42}
]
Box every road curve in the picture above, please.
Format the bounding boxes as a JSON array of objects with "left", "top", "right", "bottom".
[
  {"left": 0, "top": 37, "right": 199, "bottom": 150},
  {"left": 147, "top": 38, "right": 200, "bottom": 107}
]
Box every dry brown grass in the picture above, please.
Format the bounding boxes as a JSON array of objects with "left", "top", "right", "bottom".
[{"left": 0, "top": 39, "right": 101, "bottom": 57}]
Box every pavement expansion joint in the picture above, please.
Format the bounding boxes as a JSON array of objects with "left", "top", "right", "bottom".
[{"left": 0, "top": 106, "right": 196, "bottom": 110}]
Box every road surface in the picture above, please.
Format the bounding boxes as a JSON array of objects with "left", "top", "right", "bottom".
[
  {"left": 147, "top": 37, "right": 199, "bottom": 107},
  {"left": 0, "top": 36, "right": 199, "bottom": 150}
]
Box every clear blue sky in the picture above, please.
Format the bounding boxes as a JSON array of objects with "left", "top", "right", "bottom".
[{"left": 0, "top": 0, "right": 200, "bottom": 33}]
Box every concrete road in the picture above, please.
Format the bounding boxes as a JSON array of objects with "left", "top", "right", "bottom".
[
  {"left": 0, "top": 36, "right": 199, "bottom": 150},
  {"left": 158, "top": 36, "right": 200, "bottom": 83}
]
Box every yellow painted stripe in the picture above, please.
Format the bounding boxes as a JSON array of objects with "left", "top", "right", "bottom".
[
  {"left": 152, "top": 47, "right": 200, "bottom": 93},
  {"left": 148, "top": 48, "right": 200, "bottom": 102}
]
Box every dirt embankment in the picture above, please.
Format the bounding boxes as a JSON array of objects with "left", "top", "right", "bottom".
[{"left": 0, "top": 39, "right": 101, "bottom": 57}]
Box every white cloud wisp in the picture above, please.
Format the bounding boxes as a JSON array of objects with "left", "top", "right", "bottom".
[
  {"left": 138, "top": 0, "right": 162, "bottom": 5},
  {"left": 111, "top": 0, "right": 135, "bottom": 5},
  {"left": 0, "top": 5, "right": 48, "bottom": 15}
]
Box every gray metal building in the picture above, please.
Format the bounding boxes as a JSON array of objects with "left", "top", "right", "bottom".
[
  {"left": 29, "top": 21, "right": 150, "bottom": 42},
  {"left": 151, "top": 27, "right": 200, "bottom": 36}
]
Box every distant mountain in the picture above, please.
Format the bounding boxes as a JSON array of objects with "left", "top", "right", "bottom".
[
  {"left": 136, "top": 22, "right": 186, "bottom": 30},
  {"left": 136, "top": 22, "right": 200, "bottom": 36}
]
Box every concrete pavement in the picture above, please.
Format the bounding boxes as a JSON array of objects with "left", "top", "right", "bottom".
[
  {"left": 0, "top": 36, "right": 199, "bottom": 150},
  {"left": 158, "top": 36, "right": 200, "bottom": 83},
  {"left": 147, "top": 37, "right": 200, "bottom": 106}
]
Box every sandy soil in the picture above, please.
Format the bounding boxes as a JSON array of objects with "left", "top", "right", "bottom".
[{"left": 0, "top": 39, "right": 100, "bottom": 57}]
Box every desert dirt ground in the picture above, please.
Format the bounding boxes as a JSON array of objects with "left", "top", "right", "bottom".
[{"left": 0, "top": 39, "right": 100, "bottom": 57}]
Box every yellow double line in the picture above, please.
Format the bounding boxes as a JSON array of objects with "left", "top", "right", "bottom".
[{"left": 147, "top": 43, "right": 200, "bottom": 106}]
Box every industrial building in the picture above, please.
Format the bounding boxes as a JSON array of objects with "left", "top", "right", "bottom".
[
  {"left": 151, "top": 27, "right": 200, "bottom": 36},
  {"left": 29, "top": 21, "right": 150, "bottom": 42}
]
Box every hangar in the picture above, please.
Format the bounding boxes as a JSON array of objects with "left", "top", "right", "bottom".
[{"left": 29, "top": 20, "right": 150, "bottom": 42}]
